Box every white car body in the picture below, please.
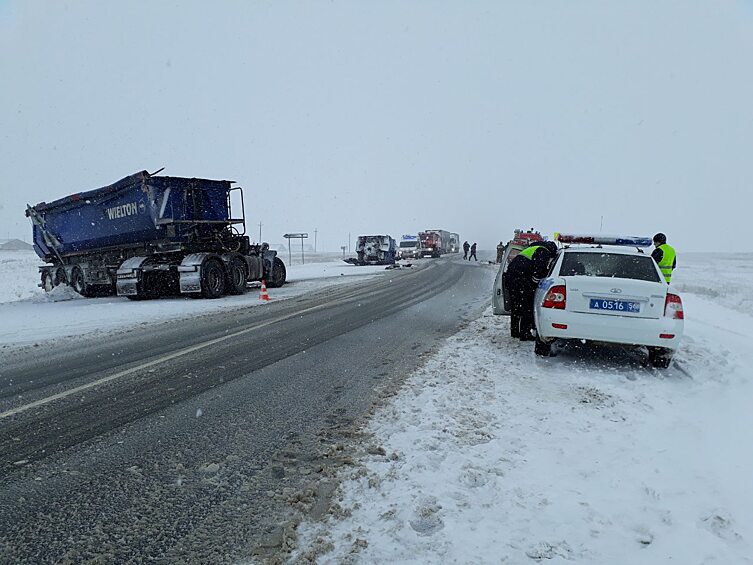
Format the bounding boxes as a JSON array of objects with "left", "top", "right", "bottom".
[{"left": 533, "top": 245, "right": 684, "bottom": 367}]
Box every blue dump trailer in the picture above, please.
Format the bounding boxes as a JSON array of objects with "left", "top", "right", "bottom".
[{"left": 26, "top": 170, "right": 286, "bottom": 299}]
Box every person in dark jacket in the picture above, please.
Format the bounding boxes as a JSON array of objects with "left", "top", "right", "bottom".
[
  {"left": 496, "top": 241, "right": 506, "bottom": 263},
  {"left": 504, "top": 241, "right": 558, "bottom": 340},
  {"left": 463, "top": 241, "right": 470, "bottom": 260},
  {"left": 469, "top": 242, "right": 478, "bottom": 261}
]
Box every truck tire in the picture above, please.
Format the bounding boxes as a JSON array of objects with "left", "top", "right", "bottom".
[
  {"left": 201, "top": 258, "right": 226, "bottom": 299},
  {"left": 42, "top": 271, "right": 55, "bottom": 292},
  {"left": 71, "top": 267, "right": 94, "bottom": 298},
  {"left": 55, "top": 268, "right": 67, "bottom": 286},
  {"left": 266, "top": 257, "right": 286, "bottom": 288},
  {"left": 226, "top": 256, "right": 247, "bottom": 295}
]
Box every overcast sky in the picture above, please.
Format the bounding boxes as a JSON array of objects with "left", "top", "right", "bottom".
[{"left": 1, "top": 1, "right": 752, "bottom": 252}]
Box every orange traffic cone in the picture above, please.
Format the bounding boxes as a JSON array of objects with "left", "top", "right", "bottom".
[{"left": 259, "top": 279, "right": 271, "bottom": 301}]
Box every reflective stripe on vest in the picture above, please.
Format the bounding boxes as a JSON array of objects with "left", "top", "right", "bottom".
[
  {"left": 658, "top": 243, "right": 676, "bottom": 282},
  {"left": 519, "top": 245, "right": 544, "bottom": 260}
]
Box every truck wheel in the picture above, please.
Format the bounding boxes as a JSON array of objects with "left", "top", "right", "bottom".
[
  {"left": 226, "top": 256, "right": 247, "bottom": 295},
  {"left": 55, "top": 268, "right": 67, "bottom": 286},
  {"left": 266, "top": 257, "right": 286, "bottom": 288},
  {"left": 71, "top": 267, "right": 93, "bottom": 298},
  {"left": 42, "top": 271, "right": 55, "bottom": 292},
  {"left": 201, "top": 258, "right": 226, "bottom": 299}
]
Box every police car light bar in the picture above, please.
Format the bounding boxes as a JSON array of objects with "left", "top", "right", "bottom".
[{"left": 555, "top": 233, "right": 653, "bottom": 247}]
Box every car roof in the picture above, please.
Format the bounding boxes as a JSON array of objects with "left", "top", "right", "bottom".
[{"left": 559, "top": 245, "right": 651, "bottom": 256}]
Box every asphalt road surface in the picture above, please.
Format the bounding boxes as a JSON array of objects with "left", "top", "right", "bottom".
[{"left": 0, "top": 257, "right": 495, "bottom": 564}]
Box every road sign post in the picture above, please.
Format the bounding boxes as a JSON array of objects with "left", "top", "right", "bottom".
[{"left": 283, "top": 233, "right": 309, "bottom": 265}]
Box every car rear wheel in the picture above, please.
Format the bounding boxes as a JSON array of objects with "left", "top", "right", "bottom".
[
  {"left": 534, "top": 335, "right": 552, "bottom": 357},
  {"left": 648, "top": 347, "right": 673, "bottom": 369}
]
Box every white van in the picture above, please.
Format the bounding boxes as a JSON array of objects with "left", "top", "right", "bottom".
[{"left": 398, "top": 235, "right": 421, "bottom": 259}]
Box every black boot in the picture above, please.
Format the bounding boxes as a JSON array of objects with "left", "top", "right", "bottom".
[
  {"left": 510, "top": 313, "right": 521, "bottom": 338},
  {"left": 519, "top": 317, "right": 535, "bottom": 341}
]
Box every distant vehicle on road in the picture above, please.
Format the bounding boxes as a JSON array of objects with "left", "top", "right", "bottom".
[
  {"left": 344, "top": 235, "right": 398, "bottom": 265},
  {"left": 449, "top": 233, "right": 460, "bottom": 253},
  {"left": 533, "top": 234, "right": 684, "bottom": 368},
  {"left": 419, "top": 229, "right": 451, "bottom": 257},
  {"left": 398, "top": 234, "right": 421, "bottom": 259}
]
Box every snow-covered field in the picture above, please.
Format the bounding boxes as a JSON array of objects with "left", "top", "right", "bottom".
[
  {"left": 292, "top": 254, "right": 753, "bottom": 564},
  {"left": 0, "top": 250, "right": 395, "bottom": 347},
  {"left": 672, "top": 253, "right": 753, "bottom": 317},
  {"left": 2, "top": 250, "right": 752, "bottom": 563}
]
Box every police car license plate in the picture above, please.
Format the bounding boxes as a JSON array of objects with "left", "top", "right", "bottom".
[{"left": 589, "top": 299, "right": 640, "bottom": 313}]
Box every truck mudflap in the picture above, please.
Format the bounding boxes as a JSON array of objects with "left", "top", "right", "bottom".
[
  {"left": 116, "top": 257, "right": 150, "bottom": 296},
  {"left": 177, "top": 253, "right": 211, "bottom": 295}
]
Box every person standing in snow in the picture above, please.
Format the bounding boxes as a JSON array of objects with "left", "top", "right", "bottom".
[
  {"left": 469, "top": 242, "right": 478, "bottom": 261},
  {"left": 463, "top": 241, "right": 470, "bottom": 260},
  {"left": 651, "top": 232, "right": 676, "bottom": 284},
  {"left": 504, "top": 241, "right": 557, "bottom": 340},
  {"left": 496, "top": 241, "right": 506, "bottom": 263}
]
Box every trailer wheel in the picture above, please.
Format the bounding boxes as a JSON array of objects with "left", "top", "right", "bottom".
[
  {"left": 201, "top": 258, "right": 226, "bottom": 299},
  {"left": 71, "top": 267, "right": 94, "bottom": 298},
  {"left": 54, "top": 268, "right": 67, "bottom": 286},
  {"left": 42, "top": 271, "right": 55, "bottom": 292},
  {"left": 266, "top": 257, "right": 286, "bottom": 288},
  {"left": 226, "top": 257, "right": 247, "bottom": 295}
]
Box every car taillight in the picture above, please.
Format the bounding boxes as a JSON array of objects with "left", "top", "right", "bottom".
[
  {"left": 542, "top": 285, "right": 566, "bottom": 309},
  {"left": 664, "top": 293, "right": 684, "bottom": 319}
]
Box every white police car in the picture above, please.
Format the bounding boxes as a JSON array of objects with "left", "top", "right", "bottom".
[{"left": 533, "top": 234, "right": 684, "bottom": 368}]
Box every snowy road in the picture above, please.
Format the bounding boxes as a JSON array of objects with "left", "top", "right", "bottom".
[{"left": 0, "top": 255, "right": 496, "bottom": 563}]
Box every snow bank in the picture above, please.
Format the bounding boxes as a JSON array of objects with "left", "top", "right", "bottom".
[{"left": 0, "top": 250, "right": 43, "bottom": 304}]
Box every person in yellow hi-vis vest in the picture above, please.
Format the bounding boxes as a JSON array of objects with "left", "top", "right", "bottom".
[
  {"left": 504, "top": 241, "right": 558, "bottom": 340},
  {"left": 651, "top": 232, "right": 676, "bottom": 284}
]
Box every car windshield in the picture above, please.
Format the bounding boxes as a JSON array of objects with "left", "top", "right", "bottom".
[
  {"left": 400, "top": 241, "right": 417, "bottom": 248},
  {"left": 559, "top": 251, "right": 661, "bottom": 282}
]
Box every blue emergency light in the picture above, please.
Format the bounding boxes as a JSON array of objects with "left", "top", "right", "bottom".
[{"left": 555, "top": 233, "right": 653, "bottom": 247}]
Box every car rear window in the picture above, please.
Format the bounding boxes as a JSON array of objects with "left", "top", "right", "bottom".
[{"left": 559, "top": 252, "right": 661, "bottom": 282}]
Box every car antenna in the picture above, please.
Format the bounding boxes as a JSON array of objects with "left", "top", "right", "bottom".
[{"left": 149, "top": 167, "right": 165, "bottom": 176}]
